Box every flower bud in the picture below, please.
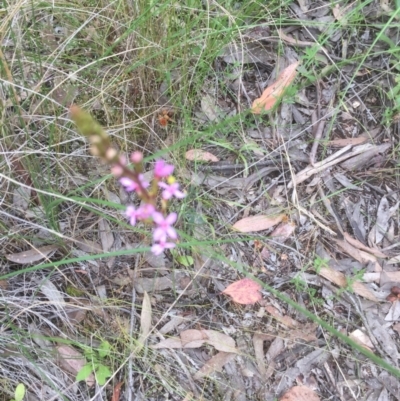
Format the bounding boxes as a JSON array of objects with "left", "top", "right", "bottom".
[{"left": 131, "top": 151, "right": 143, "bottom": 164}]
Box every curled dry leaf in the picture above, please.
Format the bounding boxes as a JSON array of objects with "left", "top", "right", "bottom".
[
  {"left": 222, "top": 278, "right": 262, "bottom": 305},
  {"left": 279, "top": 386, "right": 320, "bottom": 401},
  {"left": 252, "top": 61, "right": 299, "bottom": 114},
  {"left": 232, "top": 214, "right": 285, "bottom": 233},
  {"left": 6, "top": 245, "right": 59, "bottom": 265}
]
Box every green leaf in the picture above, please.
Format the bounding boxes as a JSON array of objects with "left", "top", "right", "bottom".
[
  {"left": 95, "top": 364, "right": 112, "bottom": 385},
  {"left": 98, "top": 341, "right": 111, "bottom": 358},
  {"left": 176, "top": 255, "right": 194, "bottom": 267},
  {"left": 14, "top": 383, "right": 26, "bottom": 401},
  {"left": 76, "top": 364, "right": 93, "bottom": 382}
]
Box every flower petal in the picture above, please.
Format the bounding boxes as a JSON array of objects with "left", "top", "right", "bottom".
[
  {"left": 153, "top": 228, "right": 167, "bottom": 242},
  {"left": 152, "top": 212, "right": 164, "bottom": 224},
  {"left": 166, "top": 212, "right": 177, "bottom": 225}
]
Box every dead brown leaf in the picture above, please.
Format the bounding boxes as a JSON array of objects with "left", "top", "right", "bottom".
[
  {"left": 75, "top": 238, "right": 103, "bottom": 253},
  {"left": 202, "top": 329, "right": 237, "bottom": 353},
  {"left": 334, "top": 238, "right": 378, "bottom": 265},
  {"left": 180, "top": 329, "right": 205, "bottom": 348},
  {"left": 270, "top": 222, "right": 296, "bottom": 242},
  {"left": 280, "top": 385, "right": 320, "bottom": 401},
  {"left": 151, "top": 337, "right": 183, "bottom": 349},
  {"left": 6, "top": 245, "right": 58, "bottom": 264},
  {"left": 232, "top": 214, "right": 285, "bottom": 233},
  {"left": 185, "top": 149, "right": 219, "bottom": 162},
  {"left": 137, "top": 292, "right": 152, "bottom": 350},
  {"left": 265, "top": 305, "right": 298, "bottom": 328},
  {"left": 193, "top": 351, "right": 236, "bottom": 380},
  {"left": 251, "top": 61, "right": 299, "bottom": 114},
  {"left": 253, "top": 333, "right": 274, "bottom": 376},
  {"left": 289, "top": 322, "right": 318, "bottom": 343},
  {"left": 349, "top": 329, "right": 374, "bottom": 351},
  {"left": 343, "top": 232, "right": 387, "bottom": 259},
  {"left": 98, "top": 218, "right": 114, "bottom": 252},
  {"left": 318, "top": 266, "right": 378, "bottom": 302},
  {"left": 152, "top": 329, "right": 238, "bottom": 353}
]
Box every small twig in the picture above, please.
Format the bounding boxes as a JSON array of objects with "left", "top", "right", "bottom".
[
  {"left": 318, "top": 185, "right": 344, "bottom": 234},
  {"left": 196, "top": 159, "right": 278, "bottom": 172}
]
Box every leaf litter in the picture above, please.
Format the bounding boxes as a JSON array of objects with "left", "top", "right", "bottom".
[{"left": 3, "top": 2, "right": 400, "bottom": 401}]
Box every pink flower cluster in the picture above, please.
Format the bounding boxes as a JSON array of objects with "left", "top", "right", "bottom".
[{"left": 118, "top": 157, "right": 185, "bottom": 255}]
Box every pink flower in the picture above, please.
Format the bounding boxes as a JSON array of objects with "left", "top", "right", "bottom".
[
  {"left": 152, "top": 212, "right": 178, "bottom": 242},
  {"left": 154, "top": 160, "right": 174, "bottom": 178},
  {"left": 126, "top": 205, "right": 140, "bottom": 226},
  {"left": 120, "top": 174, "right": 149, "bottom": 193},
  {"left": 158, "top": 182, "right": 185, "bottom": 200},
  {"left": 126, "top": 203, "right": 155, "bottom": 226},
  {"left": 136, "top": 203, "right": 155, "bottom": 220},
  {"left": 151, "top": 240, "right": 176, "bottom": 255}
]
